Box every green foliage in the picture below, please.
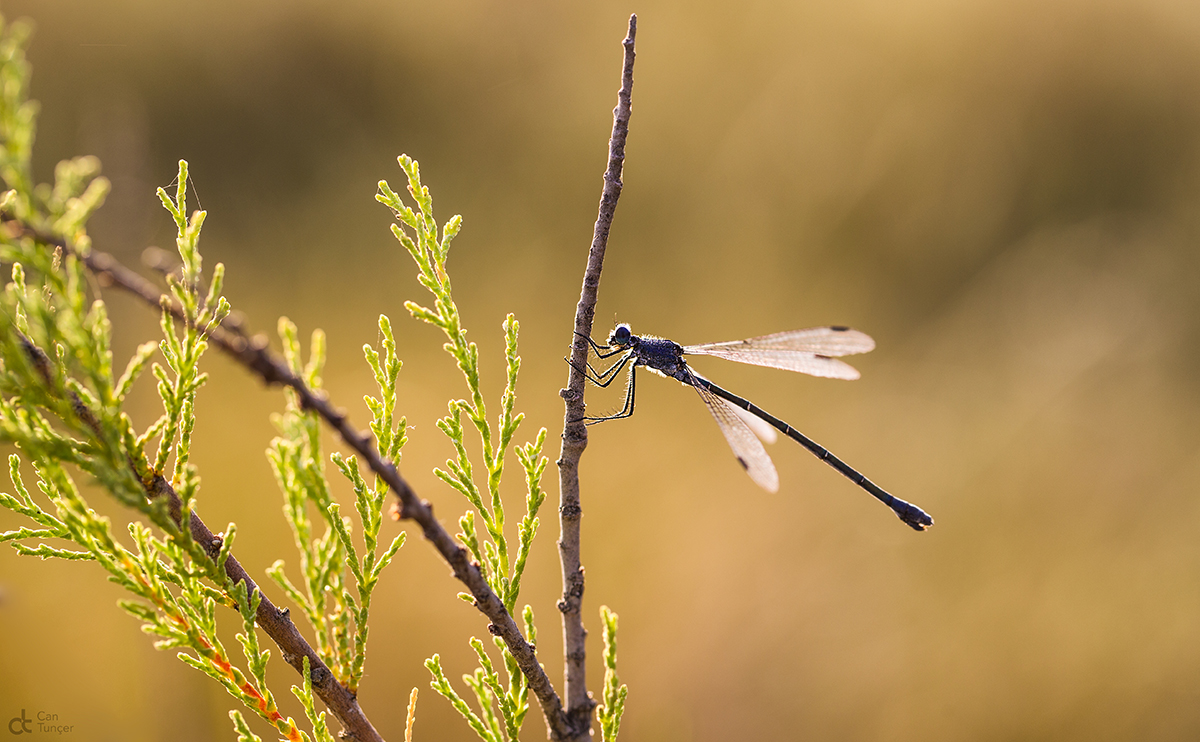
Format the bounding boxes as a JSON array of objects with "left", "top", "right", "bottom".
[
  {"left": 0, "top": 18, "right": 34, "bottom": 211},
  {"left": 266, "top": 312, "right": 407, "bottom": 695},
  {"left": 378, "top": 156, "right": 550, "bottom": 739},
  {"left": 425, "top": 653, "right": 498, "bottom": 741},
  {"left": 292, "top": 656, "right": 339, "bottom": 742},
  {"left": 228, "top": 710, "right": 265, "bottom": 742},
  {"left": 597, "top": 606, "right": 628, "bottom": 741}
]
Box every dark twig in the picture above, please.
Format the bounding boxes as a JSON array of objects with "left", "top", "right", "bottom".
[
  {"left": 0, "top": 220, "right": 574, "bottom": 738},
  {"left": 555, "top": 14, "right": 637, "bottom": 741}
]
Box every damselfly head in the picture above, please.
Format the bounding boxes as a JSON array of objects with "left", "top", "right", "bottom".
[{"left": 608, "top": 324, "right": 633, "bottom": 347}]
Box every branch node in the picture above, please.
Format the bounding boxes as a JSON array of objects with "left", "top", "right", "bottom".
[
  {"left": 309, "top": 661, "right": 330, "bottom": 687},
  {"left": 397, "top": 497, "right": 429, "bottom": 522}
]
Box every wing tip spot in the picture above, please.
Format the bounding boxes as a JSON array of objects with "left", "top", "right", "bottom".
[{"left": 736, "top": 456, "right": 749, "bottom": 470}]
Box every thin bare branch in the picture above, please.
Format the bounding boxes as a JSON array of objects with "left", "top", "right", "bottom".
[{"left": 556, "top": 13, "right": 637, "bottom": 741}]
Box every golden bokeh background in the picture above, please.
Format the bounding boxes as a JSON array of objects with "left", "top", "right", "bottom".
[{"left": 2, "top": 0, "right": 1200, "bottom": 739}]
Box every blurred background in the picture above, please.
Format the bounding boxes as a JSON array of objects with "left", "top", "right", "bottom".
[{"left": 2, "top": 0, "right": 1199, "bottom": 739}]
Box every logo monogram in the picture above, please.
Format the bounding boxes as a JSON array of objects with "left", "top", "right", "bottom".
[{"left": 8, "top": 710, "right": 31, "bottom": 735}]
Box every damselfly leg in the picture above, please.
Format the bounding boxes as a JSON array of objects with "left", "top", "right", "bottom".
[
  {"left": 567, "top": 348, "right": 632, "bottom": 388},
  {"left": 574, "top": 330, "right": 626, "bottom": 359},
  {"left": 582, "top": 363, "right": 637, "bottom": 424},
  {"left": 569, "top": 333, "right": 639, "bottom": 424}
]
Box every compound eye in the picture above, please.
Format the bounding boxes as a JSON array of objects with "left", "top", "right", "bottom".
[{"left": 610, "top": 325, "right": 632, "bottom": 345}]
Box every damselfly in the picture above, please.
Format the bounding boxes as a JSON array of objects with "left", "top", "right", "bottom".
[{"left": 576, "top": 324, "right": 933, "bottom": 531}]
